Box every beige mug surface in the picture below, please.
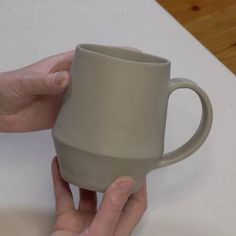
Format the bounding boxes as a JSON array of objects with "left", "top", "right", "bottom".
[{"left": 52, "top": 44, "right": 213, "bottom": 192}]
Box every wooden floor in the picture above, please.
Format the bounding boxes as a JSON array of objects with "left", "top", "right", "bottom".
[{"left": 157, "top": 0, "right": 236, "bottom": 74}]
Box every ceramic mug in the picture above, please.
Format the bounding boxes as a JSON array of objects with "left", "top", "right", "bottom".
[{"left": 52, "top": 44, "right": 213, "bottom": 192}]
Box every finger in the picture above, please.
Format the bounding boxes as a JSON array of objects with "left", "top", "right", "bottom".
[
  {"left": 18, "top": 71, "right": 70, "bottom": 96},
  {"left": 46, "top": 50, "right": 75, "bottom": 65},
  {"left": 51, "top": 157, "right": 75, "bottom": 216},
  {"left": 89, "top": 177, "right": 134, "bottom": 236},
  {"left": 79, "top": 188, "right": 97, "bottom": 211},
  {"left": 115, "top": 182, "right": 148, "bottom": 236},
  {"left": 21, "top": 50, "right": 75, "bottom": 73},
  {"left": 47, "top": 50, "right": 75, "bottom": 72}
]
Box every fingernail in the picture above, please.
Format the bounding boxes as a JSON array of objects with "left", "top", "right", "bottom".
[
  {"left": 113, "top": 176, "right": 135, "bottom": 195},
  {"left": 54, "top": 72, "right": 69, "bottom": 87}
]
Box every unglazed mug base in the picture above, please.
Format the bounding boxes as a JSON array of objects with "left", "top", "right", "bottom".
[{"left": 53, "top": 137, "right": 155, "bottom": 192}]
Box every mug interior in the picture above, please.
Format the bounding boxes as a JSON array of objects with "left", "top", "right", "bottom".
[{"left": 79, "top": 44, "right": 169, "bottom": 65}]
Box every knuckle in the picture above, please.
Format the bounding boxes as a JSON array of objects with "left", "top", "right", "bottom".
[{"left": 43, "top": 75, "right": 52, "bottom": 89}]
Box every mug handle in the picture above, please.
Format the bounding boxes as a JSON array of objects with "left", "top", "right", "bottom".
[{"left": 157, "top": 78, "right": 213, "bottom": 168}]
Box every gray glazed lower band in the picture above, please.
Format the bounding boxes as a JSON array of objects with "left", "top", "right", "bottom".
[{"left": 54, "top": 138, "right": 156, "bottom": 192}]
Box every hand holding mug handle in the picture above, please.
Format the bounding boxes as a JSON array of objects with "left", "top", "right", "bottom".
[{"left": 157, "top": 78, "right": 213, "bottom": 168}]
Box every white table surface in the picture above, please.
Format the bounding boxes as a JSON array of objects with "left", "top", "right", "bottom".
[{"left": 0, "top": 0, "right": 235, "bottom": 235}]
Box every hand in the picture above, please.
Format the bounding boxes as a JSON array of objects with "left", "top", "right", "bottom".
[
  {"left": 0, "top": 51, "right": 74, "bottom": 132},
  {"left": 51, "top": 158, "right": 147, "bottom": 236}
]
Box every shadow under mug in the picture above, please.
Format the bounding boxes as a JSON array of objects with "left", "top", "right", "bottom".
[{"left": 52, "top": 44, "right": 213, "bottom": 192}]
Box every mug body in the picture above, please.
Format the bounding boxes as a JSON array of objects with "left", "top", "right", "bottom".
[{"left": 52, "top": 44, "right": 171, "bottom": 192}]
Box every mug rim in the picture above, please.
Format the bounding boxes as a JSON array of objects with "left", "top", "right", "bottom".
[{"left": 77, "top": 44, "right": 171, "bottom": 66}]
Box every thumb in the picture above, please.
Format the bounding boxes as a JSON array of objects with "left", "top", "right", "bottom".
[
  {"left": 18, "top": 71, "right": 70, "bottom": 96},
  {"left": 88, "top": 177, "right": 134, "bottom": 236}
]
